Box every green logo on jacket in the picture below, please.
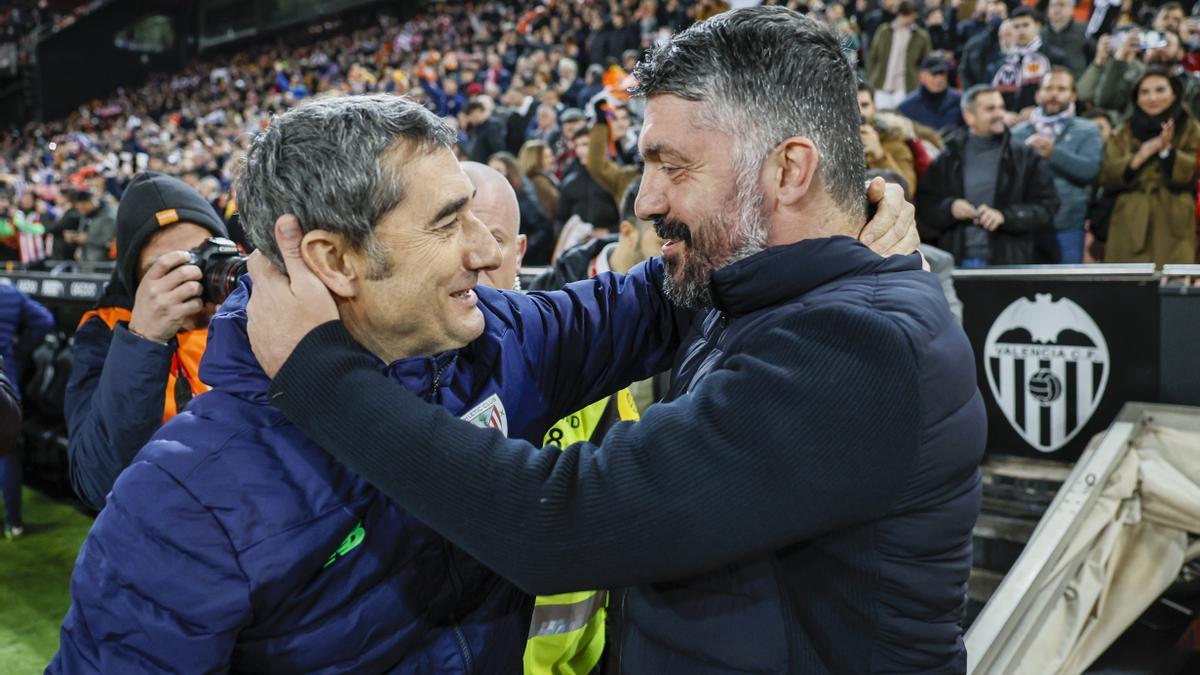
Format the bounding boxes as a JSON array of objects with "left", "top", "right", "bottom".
[{"left": 324, "top": 521, "right": 366, "bottom": 568}]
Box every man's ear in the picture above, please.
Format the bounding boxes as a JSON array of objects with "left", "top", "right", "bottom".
[
  {"left": 618, "top": 219, "right": 637, "bottom": 240},
  {"left": 773, "top": 136, "right": 820, "bottom": 208},
  {"left": 516, "top": 234, "right": 528, "bottom": 266},
  {"left": 299, "top": 229, "right": 359, "bottom": 299}
]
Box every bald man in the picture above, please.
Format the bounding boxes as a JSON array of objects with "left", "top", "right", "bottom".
[
  {"left": 463, "top": 162, "right": 528, "bottom": 290},
  {"left": 463, "top": 160, "right": 630, "bottom": 674}
]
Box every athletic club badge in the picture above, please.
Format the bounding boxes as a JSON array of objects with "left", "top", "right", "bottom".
[
  {"left": 983, "top": 294, "right": 1110, "bottom": 453},
  {"left": 460, "top": 393, "right": 509, "bottom": 437}
]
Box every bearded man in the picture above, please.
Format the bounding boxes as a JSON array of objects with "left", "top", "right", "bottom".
[{"left": 247, "top": 7, "right": 984, "bottom": 673}]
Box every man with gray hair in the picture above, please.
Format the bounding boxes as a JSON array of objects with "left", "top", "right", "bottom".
[
  {"left": 45, "top": 85, "right": 900, "bottom": 670},
  {"left": 246, "top": 7, "right": 985, "bottom": 673}
]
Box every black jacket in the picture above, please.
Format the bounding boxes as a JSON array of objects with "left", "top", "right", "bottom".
[
  {"left": 528, "top": 235, "right": 618, "bottom": 291},
  {"left": 0, "top": 364, "right": 18, "bottom": 458},
  {"left": 268, "top": 238, "right": 986, "bottom": 673},
  {"left": 917, "top": 129, "right": 1061, "bottom": 265},
  {"left": 555, "top": 163, "right": 620, "bottom": 233},
  {"left": 468, "top": 117, "right": 508, "bottom": 164}
]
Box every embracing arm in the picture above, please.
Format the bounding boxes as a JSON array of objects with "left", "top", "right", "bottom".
[
  {"left": 268, "top": 306, "right": 921, "bottom": 595},
  {"left": 493, "top": 258, "right": 691, "bottom": 422}
]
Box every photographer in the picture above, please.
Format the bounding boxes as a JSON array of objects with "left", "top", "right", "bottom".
[{"left": 65, "top": 172, "right": 230, "bottom": 510}]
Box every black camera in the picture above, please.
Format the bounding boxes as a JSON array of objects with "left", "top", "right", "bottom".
[{"left": 188, "top": 237, "right": 247, "bottom": 305}]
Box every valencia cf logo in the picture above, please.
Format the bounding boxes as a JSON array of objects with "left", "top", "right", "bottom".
[
  {"left": 983, "top": 294, "right": 1110, "bottom": 453},
  {"left": 460, "top": 393, "right": 509, "bottom": 437}
]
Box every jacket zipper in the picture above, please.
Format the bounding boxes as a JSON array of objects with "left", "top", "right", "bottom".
[
  {"left": 452, "top": 624, "right": 475, "bottom": 674},
  {"left": 441, "top": 538, "right": 474, "bottom": 673},
  {"left": 430, "top": 355, "right": 455, "bottom": 400},
  {"left": 429, "top": 356, "right": 471, "bottom": 673}
]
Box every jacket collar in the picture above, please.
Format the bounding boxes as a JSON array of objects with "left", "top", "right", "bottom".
[{"left": 708, "top": 236, "right": 922, "bottom": 318}]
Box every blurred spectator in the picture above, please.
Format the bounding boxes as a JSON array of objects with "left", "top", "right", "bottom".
[
  {"left": 955, "top": 0, "right": 1003, "bottom": 59},
  {"left": 825, "top": 2, "right": 862, "bottom": 54},
  {"left": 1099, "top": 66, "right": 1200, "bottom": 265},
  {"left": 585, "top": 104, "right": 640, "bottom": 211},
  {"left": 991, "top": 8, "right": 1064, "bottom": 112},
  {"left": 867, "top": 2, "right": 932, "bottom": 108},
  {"left": 1153, "top": 3, "right": 1186, "bottom": 35},
  {"left": 577, "top": 64, "right": 608, "bottom": 108},
  {"left": 898, "top": 55, "right": 964, "bottom": 132},
  {"left": 859, "top": 83, "right": 920, "bottom": 193},
  {"left": 557, "top": 58, "right": 585, "bottom": 108},
  {"left": 960, "top": 0, "right": 1009, "bottom": 87},
  {"left": 518, "top": 140, "right": 560, "bottom": 224},
  {"left": 531, "top": 181, "right": 662, "bottom": 290},
  {"left": 422, "top": 77, "right": 468, "bottom": 118},
  {"left": 553, "top": 108, "right": 589, "bottom": 175},
  {"left": 530, "top": 103, "right": 561, "bottom": 145},
  {"left": 0, "top": 182, "right": 45, "bottom": 263},
  {"left": 488, "top": 151, "right": 555, "bottom": 265},
  {"left": 1042, "top": 0, "right": 1095, "bottom": 78},
  {"left": 608, "top": 104, "right": 640, "bottom": 165},
  {"left": 1080, "top": 27, "right": 1200, "bottom": 120},
  {"left": 1084, "top": 108, "right": 1118, "bottom": 261},
  {"left": 917, "top": 85, "right": 1060, "bottom": 266},
  {"left": 0, "top": 283, "right": 53, "bottom": 539},
  {"left": 64, "top": 188, "right": 117, "bottom": 262},
  {"left": 466, "top": 99, "right": 509, "bottom": 163},
  {"left": 924, "top": 6, "right": 956, "bottom": 54},
  {"left": 555, "top": 126, "right": 620, "bottom": 237},
  {"left": 1011, "top": 68, "right": 1103, "bottom": 263},
  {"left": 861, "top": 0, "right": 900, "bottom": 44}
]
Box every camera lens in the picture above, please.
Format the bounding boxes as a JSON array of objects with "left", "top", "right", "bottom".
[{"left": 204, "top": 255, "right": 248, "bottom": 305}]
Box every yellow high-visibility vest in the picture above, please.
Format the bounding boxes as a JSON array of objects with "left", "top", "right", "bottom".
[{"left": 523, "top": 388, "right": 639, "bottom": 675}]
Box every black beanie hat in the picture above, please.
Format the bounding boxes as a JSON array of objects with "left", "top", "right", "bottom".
[{"left": 116, "top": 172, "right": 227, "bottom": 294}]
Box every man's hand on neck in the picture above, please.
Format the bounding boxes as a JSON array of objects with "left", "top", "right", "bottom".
[{"left": 246, "top": 215, "right": 339, "bottom": 379}]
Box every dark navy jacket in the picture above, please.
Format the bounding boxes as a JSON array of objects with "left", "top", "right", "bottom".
[
  {"left": 897, "top": 86, "right": 964, "bottom": 133},
  {"left": 0, "top": 283, "right": 54, "bottom": 388},
  {"left": 264, "top": 237, "right": 989, "bottom": 674},
  {"left": 50, "top": 259, "right": 684, "bottom": 674},
  {"left": 64, "top": 296, "right": 179, "bottom": 510}
]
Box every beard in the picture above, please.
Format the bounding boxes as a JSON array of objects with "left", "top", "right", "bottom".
[{"left": 655, "top": 180, "right": 769, "bottom": 310}]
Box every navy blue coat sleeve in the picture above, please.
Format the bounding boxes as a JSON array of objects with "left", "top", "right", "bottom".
[
  {"left": 269, "top": 304, "right": 922, "bottom": 595},
  {"left": 64, "top": 320, "right": 175, "bottom": 510},
  {"left": 0, "top": 365, "right": 18, "bottom": 457},
  {"left": 480, "top": 257, "right": 691, "bottom": 424},
  {"left": 50, "top": 451, "right": 251, "bottom": 674},
  {"left": 15, "top": 292, "right": 53, "bottom": 363}
]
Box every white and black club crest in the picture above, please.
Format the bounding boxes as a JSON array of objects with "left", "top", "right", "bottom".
[{"left": 983, "top": 294, "right": 1110, "bottom": 453}]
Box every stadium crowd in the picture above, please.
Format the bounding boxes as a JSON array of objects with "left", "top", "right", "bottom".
[{"left": 1, "top": 0, "right": 1197, "bottom": 272}]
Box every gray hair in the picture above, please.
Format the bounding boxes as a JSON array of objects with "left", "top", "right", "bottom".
[
  {"left": 961, "top": 85, "right": 999, "bottom": 114},
  {"left": 631, "top": 5, "right": 866, "bottom": 224},
  {"left": 237, "top": 94, "right": 456, "bottom": 273}
]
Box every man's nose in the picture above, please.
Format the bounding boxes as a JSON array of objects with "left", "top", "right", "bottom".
[
  {"left": 464, "top": 214, "right": 501, "bottom": 272},
  {"left": 635, "top": 171, "right": 668, "bottom": 222}
]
